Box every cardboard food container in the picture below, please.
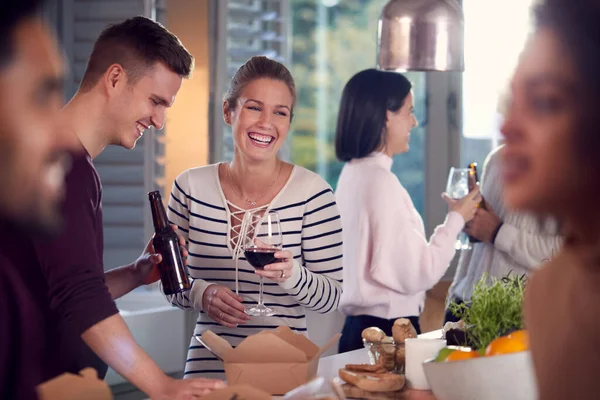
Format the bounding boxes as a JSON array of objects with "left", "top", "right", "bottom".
[
  {"left": 202, "top": 326, "right": 341, "bottom": 395},
  {"left": 36, "top": 368, "right": 112, "bottom": 400}
]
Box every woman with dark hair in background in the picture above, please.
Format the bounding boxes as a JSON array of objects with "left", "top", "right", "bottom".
[
  {"left": 334, "top": 69, "right": 480, "bottom": 352},
  {"left": 502, "top": 0, "right": 600, "bottom": 398}
]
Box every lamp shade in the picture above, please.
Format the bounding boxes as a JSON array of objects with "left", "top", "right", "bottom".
[{"left": 377, "top": 0, "right": 464, "bottom": 72}]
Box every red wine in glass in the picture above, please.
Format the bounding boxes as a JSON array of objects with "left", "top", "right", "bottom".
[
  {"left": 242, "top": 210, "right": 282, "bottom": 317},
  {"left": 244, "top": 247, "right": 280, "bottom": 270}
]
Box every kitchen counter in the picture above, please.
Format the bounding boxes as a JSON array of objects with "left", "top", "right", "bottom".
[{"left": 142, "top": 330, "right": 444, "bottom": 399}]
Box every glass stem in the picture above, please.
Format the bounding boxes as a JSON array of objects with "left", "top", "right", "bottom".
[{"left": 258, "top": 276, "right": 264, "bottom": 306}]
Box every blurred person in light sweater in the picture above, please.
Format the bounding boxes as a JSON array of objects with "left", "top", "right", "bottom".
[
  {"left": 334, "top": 69, "right": 480, "bottom": 353},
  {"left": 444, "top": 144, "right": 562, "bottom": 324}
]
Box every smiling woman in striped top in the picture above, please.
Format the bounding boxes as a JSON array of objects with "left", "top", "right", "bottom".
[{"left": 165, "top": 56, "right": 343, "bottom": 379}]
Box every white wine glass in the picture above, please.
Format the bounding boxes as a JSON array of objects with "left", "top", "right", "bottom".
[{"left": 446, "top": 168, "right": 472, "bottom": 250}]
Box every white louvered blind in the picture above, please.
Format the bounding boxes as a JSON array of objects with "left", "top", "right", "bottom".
[
  {"left": 211, "top": 0, "right": 291, "bottom": 162},
  {"left": 59, "top": 0, "right": 165, "bottom": 269}
]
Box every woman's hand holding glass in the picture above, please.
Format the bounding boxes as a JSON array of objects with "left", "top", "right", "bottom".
[
  {"left": 442, "top": 186, "right": 481, "bottom": 223},
  {"left": 254, "top": 247, "right": 293, "bottom": 283},
  {"left": 445, "top": 167, "right": 482, "bottom": 249}
]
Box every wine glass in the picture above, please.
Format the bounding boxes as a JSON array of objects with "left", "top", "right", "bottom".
[
  {"left": 242, "top": 209, "right": 283, "bottom": 317},
  {"left": 446, "top": 168, "right": 472, "bottom": 250}
]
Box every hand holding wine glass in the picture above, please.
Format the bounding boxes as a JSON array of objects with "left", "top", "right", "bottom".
[
  {"left": 442, "top": 186, "right": 481, "bottom": 223},
  {"left": 253, "top": 244, "right": 293, "bottom": 284},
  {"left": 242, "top": 210, "right": 286, "bottom": 317},
  {"left": 445, "top": 167, "right": 481, "bottom": 250}
]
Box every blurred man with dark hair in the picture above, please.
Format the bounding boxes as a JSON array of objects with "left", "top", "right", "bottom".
[
  {"left": 0, "top": 0, "right": 73, "bottom": 234},
  {"left": 0, "top": 15, "right": 225, "bottom": 399},
  {"left": 0, "top": 1, "right": 77, "bottom": 398}
]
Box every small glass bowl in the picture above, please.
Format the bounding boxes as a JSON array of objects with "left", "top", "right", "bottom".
[{"left": 362, "top": 339, "right": 405, "bottom": 373}]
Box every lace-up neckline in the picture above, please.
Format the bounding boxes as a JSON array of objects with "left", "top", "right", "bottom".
[
  {"left": 227, "top": 201, "right": 269, "bottom": 259},
  {"left": 214, "top": 163, "right": 297, "bottom": 294},
  {"left": 225, "top": 201, "right": 269, "bottom": 295}
]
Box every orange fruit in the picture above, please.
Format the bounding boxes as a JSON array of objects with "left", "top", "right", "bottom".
[
  {"left": 445, "top": 349, "right": 479, "bottom": 362},
  {"left": 485, "top": 334, "right": 528, "bottom": 357},
  {"left": 507, "top": 330, "right": 529, "bottom": 347}
]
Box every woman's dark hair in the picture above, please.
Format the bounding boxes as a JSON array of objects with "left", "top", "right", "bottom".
[
  {"left": 335, "top": 69, "right": 412, "bottom": 162},
  {"left": 533, "top": 0, "right": 600, "bottom": 181}
]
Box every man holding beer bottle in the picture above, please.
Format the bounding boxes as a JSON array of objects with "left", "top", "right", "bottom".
[
  {"left": 0, "top": 15, "right": 225, "bottom": 399},
  {"left": 444, "top": 145, "right": 562, "bottom": 323}
]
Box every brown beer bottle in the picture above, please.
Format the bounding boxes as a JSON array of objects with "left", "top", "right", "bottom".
[
  {"left": 467, "top": 163, "right": 485, "bottom": 243},
  {"left": 148, "top": 191, "right": 191, "bottom": 295}
]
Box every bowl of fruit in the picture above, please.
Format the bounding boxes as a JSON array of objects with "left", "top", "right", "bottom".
[{"left": 423, "top": 273, "right": 538, "bottom": 400}]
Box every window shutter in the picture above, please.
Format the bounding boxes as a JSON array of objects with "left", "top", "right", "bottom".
[
  {"left": 211, "top": 0, "right": 291, "bottom": 162},
  {"left": 61, "top": 0, "right": 164, "bottom": 269}
]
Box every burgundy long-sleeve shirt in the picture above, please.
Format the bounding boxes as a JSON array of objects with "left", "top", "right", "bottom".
[
  {"left": 0, "top": 249, "right": 44, "bottom": 400},
  {"left": 0, "top": 149, "right": 118, "bottom": 391}
]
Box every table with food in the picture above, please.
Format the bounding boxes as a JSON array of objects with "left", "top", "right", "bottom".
[{"left": 200, "top": 272, "right": 536, "bottom": 400}]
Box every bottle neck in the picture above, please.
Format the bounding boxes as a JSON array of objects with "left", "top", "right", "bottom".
[
  {"left": 468, "top": 164, "right": 479, "bottom": 188},
  {"left": 149, "top": 194, "right": 169, "bottom": 233}
]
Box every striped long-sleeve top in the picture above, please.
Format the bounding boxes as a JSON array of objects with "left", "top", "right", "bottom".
[{"left": 166, "top": 163, "right": 343, "bottom": 379}]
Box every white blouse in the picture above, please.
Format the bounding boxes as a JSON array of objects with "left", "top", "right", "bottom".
[{"left": 336, "top": 152, "right": 464, "bottom": 319}]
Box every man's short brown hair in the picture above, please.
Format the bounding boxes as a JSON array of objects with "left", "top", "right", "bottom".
[{"left": 80, "top": 16, "right": 193, "bottom": 91}]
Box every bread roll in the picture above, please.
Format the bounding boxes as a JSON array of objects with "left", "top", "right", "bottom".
[
  {"left": 392, "top": 318, "right": 417, "bottom": 343},
  {"left": 381, "top": 336, "right": 394, "bottom": 344},
  {"left": 338, "top": 369, "right": 405, "bottom": 392},
  {"left": 345, "top": 364, "right": 387, "bottom": 373},
  {"left": 362, "top": 327, "right": 386, "bottom": 343},
  {"left": 394, "top": 344, "right": 405, "bottom": 368},
  {"left": 342, "top": 383, "right": 404, "bottom": 399}
]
